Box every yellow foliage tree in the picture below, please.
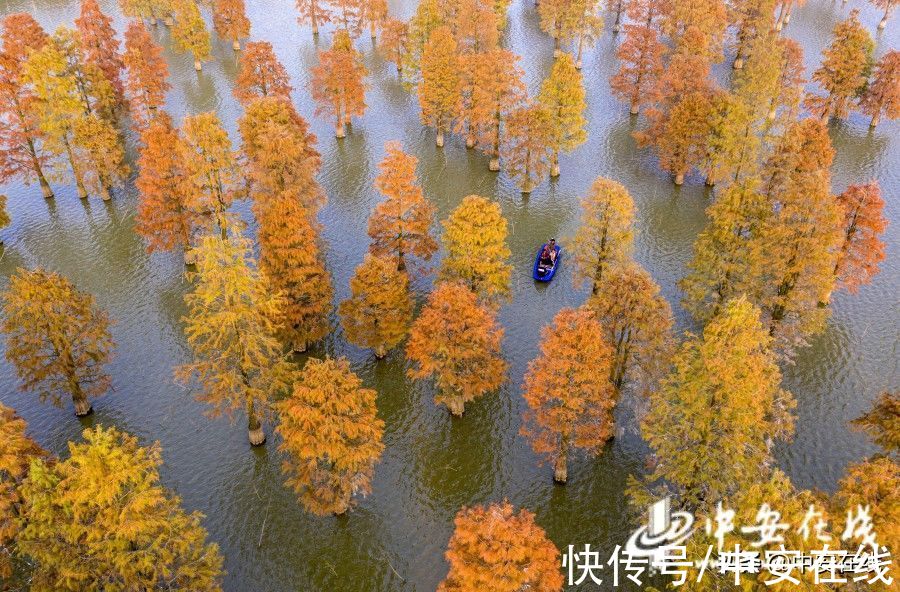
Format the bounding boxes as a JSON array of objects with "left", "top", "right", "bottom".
[
  {"left": 439, "top": 194, "right": 512, "bottom": 304},
  {"left": 419, "top": 26, "right": 461, "bottom": 147},
  {"left": 175, "top": 233, "right": 294, "bottom": 445},
  {"left": 367, "top": 141, "right": 437, "bottom": 271},
  {"left": 438, "top": 501, "right": 563, "bottom": 592},
  {"left": 179, "top": 111, "right": 243, "bottom": 239},
  {"left": 16, "top": 425, "right": 224, "bottom": 591},
  {"left": 570, "top": 177, "right": 635, "bottom": 294},
  {"left": 406, "top": 282, "right": 506, "bottom": 416},
  {"left": 172, "top": 0, "right": 211, "bottom": 71},
  {"left": 637, "top": 298, "right": 796, "bottom": 510},
  {"left": 275, "top": 357, "right": 385, "bottom": 515},
  {"left": 339, "top": 254, "right": 413, "bottom": 358},
  {"left": 538, "top": 52, "right": 586, "bottom": 178},
  {"left": 72, "top": 113, "right": 130, "bottom": 201},
  {"left": 0, "top": 403, "right": 45, "bottom": 580},
  {"left": 1, "top": 268, "right": 114, "bottom": 417},
  {"left": 521, "top": 307, "right": 616, "bottom": 483}
]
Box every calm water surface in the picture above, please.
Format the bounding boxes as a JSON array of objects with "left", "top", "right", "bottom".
[{"left": 0, "top": 0, "right": 897, "bottom": 590}]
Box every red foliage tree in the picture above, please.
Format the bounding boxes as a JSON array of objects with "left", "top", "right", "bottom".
[
  {"left": 834, "top": 181, "right": 888, "bottom": 294},
  {"left": 123, "top": 21, "right": 170, "bottom": 129},
  {"left": 0, "top": 14, "right": 54, "bottom": 198},
  {"left": 76, "top": 0, "right": 125, "bottom": 105}
]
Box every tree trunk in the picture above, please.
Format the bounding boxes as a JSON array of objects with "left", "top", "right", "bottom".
[
  {"left": 550, "top": 151, "right": 560, "bottom": 177},
  {"left": 674, "top": 172, "right": 685, "bottom": 185},
  {"left": 73, "top": 396, "right": 92, "bottom": 416},
  {"left": 436, "top": 129, "right": 444, "bottom": 147},
  {"left": 332, "top": 495, "right": 350, "bottom": 516},
  {"left": 733, "top": 57, "right": 744, "bottom": 70},
  {"left": 247, "top": 399, "right": 266, "bottom": 446},
  {"left": 374, "top": 345, "right": 387, "bottom": 359},
  {"left": 879, "top": 11, "right": 888, "bottom": 30},
  {"left": 336, "top": 117, "right": 346, "bottom": 138},
  {"left": 194, "top": 59, "right": 202, "bottom": 71},
  {"left": 371, "top": 20, "right": 377, "bottom": 40},
  {"left": 447, "top": 397, "right": 465, "bottom": 417},
  {"left": 232, "top": 40, "right": 241, "bottom": 51},
  {"left": 465, "top": 134, "right": 475, "bottom": 149},
  {"left": 553, "top": 451, "right": 567, "bottom": 483},
  {"left": 100, "top": 184, "right": 112, "bottom": 201},
  {"left": 870, "top": 112, "right": 880, "bottom": 128},
  {"left": 150, "top": 17, "right": 157, "bottom": 26},
  {"left": 164, "top": 16, "right": 174, "bottom": 26},
  {"left": 488, "top": 157, "right": 500, "bottom": 171},
  {"left": 293, "top": 338, "right": 308, "bottom": 353},
  {"left": 630, "top": 98, "right": 639, "bottom": 115},
  {"left": 63, "top": 137, "right": 88, "bottom": 199}
]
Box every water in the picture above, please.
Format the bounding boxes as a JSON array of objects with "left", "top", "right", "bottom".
[{"left": 0, "top": 1, "right": 897, "bottom": 590}]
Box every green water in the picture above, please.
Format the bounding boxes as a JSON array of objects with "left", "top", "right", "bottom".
[{"left": 0, "top": 0, "right": 897, "bottom": 590}]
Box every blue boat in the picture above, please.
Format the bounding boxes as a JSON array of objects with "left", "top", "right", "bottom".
[{"left": 533, "top": 243, "right": 561, "bottom": 282}]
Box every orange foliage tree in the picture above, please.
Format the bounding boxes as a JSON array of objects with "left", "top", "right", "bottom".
[
  {"left": 76, "top": 0, "right": 125, "bottom": 105},
  {"left": 380, "top": 19, "right": 410, "bottom": 77},
  {"left": 0, "top": 14, "right": 54, "bottom": 198},
  {"left": 179, "top": 111, "right": 243, "bottom": 239},
  {"left": 419, "top": 26, "right": 460, "bottom": 147},
  {"left": 438, "top": 501, "right": 563, "bottom": 592},
  {"left": 453, "top": 0, "right": 499, "bottom": 53},
  {"left": 339, "top": 254, "right": 413, "bottom": 358},
  {"left": 439, "top": 194, "right": 512, "bottom": 304},
  {"left": 0, "top": 403, "right": 46, "bottom": 580},
  {"left": 609, "top": 23, "right": 664, "bottom": 115},
  {"left": 1, "top": 268, "right": 114, "bottom": 417},
  {"left": 406, "top": 282, "right": 506, "bottom": 416},
  {"left": 803, "top": 9, "right": 873, "bottom": 120},
  {"left": 255, "top": 194, "right": 333, "bottom": 353},
  {"left": 367, "top": 142, "right": 437, "bottom": 271},
  {"left": 238, "top": 96, "right": 323, "bottom": 212},
  {"left": 135, "top": 114, "right": 198, "bottom": 259},
  {"left": 176, "top": 233, "right": 294, "bottom": 446},
  {"left": 234, "top": 41, "right": 293, "bottom": 104},
  {"left": 502, "top": 102, "right": 553, "bottom": 194},
  {"left": 275, "top": 357, "right": 385, "bottom": 515},
  {"left": 570, "top": 177, "right": 635, "bottom": 293},
  {"left": 588, "top": 263, "right": 673, "bottom": 391},
  {"left": 310, "top": 29, "right": 368, "bottom": 138},
  {"left": 123, "top": 21, "right": 171, "bottom": 129},
  {"left": 212, "top": 0, "right": 251, "bottom": 50},
  {"left": 296, "top": 0, "right": 332, "bottom": 36},
  {"left": 859, "top": 50, "right": 899, "bottom": 128},
  {"left": 468, "top": 49, "right": 526, "bottom": 171},
  {"left": 521, "top": 307, "right": 616, "bottom": 483},
  {"left": 834, "top": 181, "right": 888, "bottom": 294},
  {"left": 640, "top": 91, "right": 713, "bottom": 185},
  {"left": 361, "top": 0, "right": 389, "bottom": 40}
]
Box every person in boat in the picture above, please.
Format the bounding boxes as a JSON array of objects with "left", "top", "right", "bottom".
[{"left": 539, "top": 239, "right": 557, "bottom": 268}]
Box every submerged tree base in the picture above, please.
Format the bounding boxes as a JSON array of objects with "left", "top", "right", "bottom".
[
  {"left": 74, "top": 398, "right": 93, "bottom": 417},
  {"left": 249, "top": 426, "right": 266, "bottom": 446}
]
